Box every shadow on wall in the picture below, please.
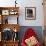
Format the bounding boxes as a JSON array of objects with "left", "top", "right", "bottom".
[{"left": 18, "top": 26, "right": 43, "bottom": 44}]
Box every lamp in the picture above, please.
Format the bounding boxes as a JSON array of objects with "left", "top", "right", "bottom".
[
  {"left": 15, "top": 0, "right": 17, "bottom": 7},
  {"left": 14, "top": 28, "right": 17, "bottom": 32},
  {"left": 13, "top": 28, "right": 19, "bottom": 41}
]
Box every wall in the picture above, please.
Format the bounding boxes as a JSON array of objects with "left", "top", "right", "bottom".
[
  {"left": 18, "top": 0, "right": 44, "bottom": 26},
  {"left": 18, "top": 26, "right": 44, "bottom": 44},
  {"left": 0, "top": 0, "right": 44, "bottom": 26}
]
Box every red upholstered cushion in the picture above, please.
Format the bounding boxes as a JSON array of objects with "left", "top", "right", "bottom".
[
  {"left": 21, "top": 28, "right": 41, "bottom": 46},
  {"left": 24, "top": 28, "right": 36, "bottom": 40}
]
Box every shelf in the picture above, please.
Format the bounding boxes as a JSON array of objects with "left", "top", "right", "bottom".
[
  {"left": 0, "top": 7, "right": 19, "bottom": 10},
  {"left": 0, "top": 7, "right": 19, "bottom": 24},
  {"left": 0, "top": 7, "right": 19, "bottom": 16},
  {"left": 0, "top": 24, "right": 20, "bottom": 32},
  {"left": 0, "top": 7, "right": 20, "bottom": 46},
  {"left": 2, "top": 40, "right": 19, "bottom": 43},
  {"left": 1, "top": 40, "right": 19, "bottom": 46}
]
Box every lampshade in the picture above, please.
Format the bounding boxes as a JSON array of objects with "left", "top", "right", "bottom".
[
  {"left": 13, "top": 28, "right": 17, "bottom": 32},
  {"left": 15, "top": 0, "right": 17, "bottom": 7}
]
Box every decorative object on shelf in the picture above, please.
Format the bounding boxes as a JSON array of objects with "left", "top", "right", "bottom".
[
  {"left": 1, "top": 28, "right": 13, "bottom": 41},
  {"left": 25, "top": 7, "right": 36, "bottom": 20},
  {"left": 15, "top": 0, "right": 17, "bottom": 7},
  {"left": 1, "top": 28, "right": 19, "bottom": 41},
  {"left": 13, "top": 32, "right": 18, "bottom": 41},
  {"left": 14, "top": 28, "right": 17, "bottom": 32},
  {"left": 42, "top": 3, "right": 43, "bottom": 5},
  {"left": 9, "top": 10, "right": 18, "bottom": 15},
  {"left": 0, "top": 7, "right": 19, "bottom": 16},
  {"left": 2, "top": 16, "right": 8, "bottom": 24},
  {"left": 5, "top": 18, "right": 8, "bottom": 24},
  {"left": 13, "top": 28, "right": 19, "bottom": 41},
  {"left": 2, "top": 10, "right": 9, "bottom": 15}
]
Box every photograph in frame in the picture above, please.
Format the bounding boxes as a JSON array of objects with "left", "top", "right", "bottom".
[{"left": 25, "top": 7, "right": 36, "bottom": 20}]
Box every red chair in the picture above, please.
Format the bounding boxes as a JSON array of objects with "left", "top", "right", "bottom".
[{"left": 21, "top": 28, "right": 41, "bottom": 46}]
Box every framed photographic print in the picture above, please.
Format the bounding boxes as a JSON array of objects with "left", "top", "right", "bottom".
[
  {"left": 25, "top": 7, "right": 36, "bottom": 20},
  {"left": 2, "top": 10, "right": 9, "bottom": 15}
]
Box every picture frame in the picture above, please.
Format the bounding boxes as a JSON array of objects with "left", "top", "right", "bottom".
[
  {"left": 2, "top": 10, "right": 9, "bottom": 15},
  {"left": 9, "top": 10, "right": 15, "bottom": 15},
  {"left": 25, "top": 7, "right": 36, "bottom": 20}
]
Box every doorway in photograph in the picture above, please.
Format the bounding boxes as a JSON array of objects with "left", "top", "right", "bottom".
[{"left": 25, "top": 7, "right": 36, "bottom": 20}]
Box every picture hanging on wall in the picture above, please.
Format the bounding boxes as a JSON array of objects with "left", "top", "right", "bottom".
[{"left": 25, "top": 7, "right": 36, "bottom": 20}]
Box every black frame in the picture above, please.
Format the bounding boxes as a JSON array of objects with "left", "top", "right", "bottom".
[{"left": 25, "top": 7, "right": 36, "bottom": 20}]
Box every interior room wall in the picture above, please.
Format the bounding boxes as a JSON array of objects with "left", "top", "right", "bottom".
[
  {"left": 0, "top": 0, "right": 44, "bottom": 26},
  {"left": 18, "top": 0, "right": 44, "bottom": 26}
]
